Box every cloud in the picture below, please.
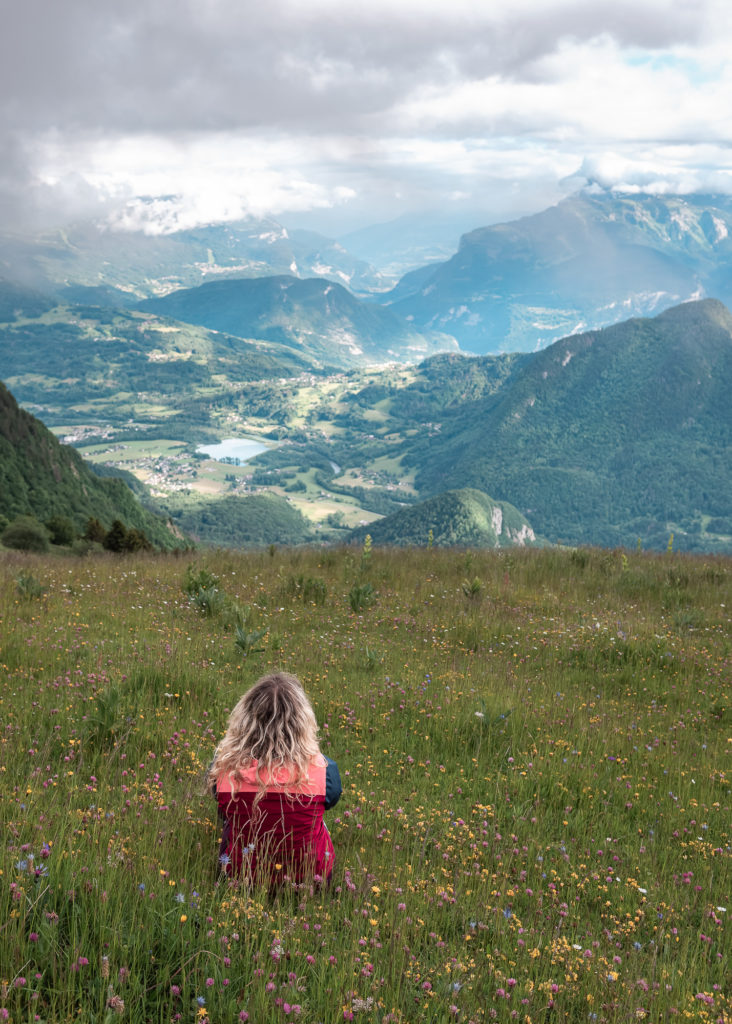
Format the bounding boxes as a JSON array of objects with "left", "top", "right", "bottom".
[{"left": 2, "top": 0, "right": 732, "bottom": 232}]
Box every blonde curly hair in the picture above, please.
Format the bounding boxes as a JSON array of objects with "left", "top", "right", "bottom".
[{"left": 208, "top": 672, "right": 321, "bottom": 803}]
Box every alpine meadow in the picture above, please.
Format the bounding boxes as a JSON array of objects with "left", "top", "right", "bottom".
[
  {"left": 1, "top": 543, "right": 729, "bottom": 1022},
  {"left": 4, "top": 4, "right": 732, "bottom": 1020}
]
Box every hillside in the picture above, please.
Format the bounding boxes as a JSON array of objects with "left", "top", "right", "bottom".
[
  {"left": 0, "top": 290, "right": 315, "bottom": 430},
  {"left": 399, "top": 299, "right": 732, "bottom": 549},
  {"left": 348, "top": 488, "right": 538, "bottom": 547},
  {"left": 0, "top": 380, "right": 182, "bottom": 548},
  {"left": 171, "top": 493, "right": 313, "bottom": 548},
  {"left": 137, "top": 275, "right": 456, "bottom": 368},
  {"left": 381, "top": 191, "right": 732, "bottom": 354}
]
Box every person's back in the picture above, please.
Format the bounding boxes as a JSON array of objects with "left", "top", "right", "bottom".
[{"left": 209, "top": 672, "right": 341, "bottom": 886}]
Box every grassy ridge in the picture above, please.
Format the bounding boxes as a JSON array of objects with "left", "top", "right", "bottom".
[{"left": 0, "top": 545, "right": 729, "bottom": 1022}]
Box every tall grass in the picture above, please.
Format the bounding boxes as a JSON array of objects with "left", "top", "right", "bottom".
[{"left": 0, "top": 545, "right": 729, "bottom": 1023}]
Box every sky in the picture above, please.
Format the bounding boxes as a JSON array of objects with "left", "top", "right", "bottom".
[{"left": 3, "top": 0, "right": 732, "bottom": 237}]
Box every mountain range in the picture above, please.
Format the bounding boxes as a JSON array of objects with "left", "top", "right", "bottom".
[
  {"left": 136, "top": 276, "right": 455, "bottom": 368},
  {"left": 0, "top": 188, "right": 731, "bottom": 551},
  {"left": 379, "top": 190, "right": 732, "bottom": 353},
  {"left": 5, "top": 188, "right": 732, "bottom": 358},
  {"left": 0, "top": 216, "right": 388, "bottom": 301},
  {"left": 391, "top": 299, "right": 732, "bottom": 548}
]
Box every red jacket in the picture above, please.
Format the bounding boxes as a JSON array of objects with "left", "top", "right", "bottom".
[{"left": 214, "top": 754, "right": 341, "bottom": 884}]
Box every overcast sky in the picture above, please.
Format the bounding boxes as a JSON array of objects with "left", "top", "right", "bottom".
[{"left": 3, "top": 0, "right": 732, "bottom": 236}]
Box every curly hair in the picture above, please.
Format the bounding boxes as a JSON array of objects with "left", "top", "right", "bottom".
[{"left": 208, "top": 672, "right": 321, "bottom": 803}]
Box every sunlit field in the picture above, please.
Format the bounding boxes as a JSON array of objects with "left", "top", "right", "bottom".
[{"left": 1, "top": 545, "right": 729, "bottom": 1023}]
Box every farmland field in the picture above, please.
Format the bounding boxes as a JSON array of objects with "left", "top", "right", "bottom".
[{"left": 1, "top": 545, "right": 729, "bottom": 1022}]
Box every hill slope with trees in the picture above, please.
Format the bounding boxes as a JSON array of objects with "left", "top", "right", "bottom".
[
  {"left": 348, "top": 488, "right": 538, "bottom": 548},
  {"left": 399, "top": 299, "right": 732, "bottom": 549},
  {"left": 0, "top": 381, "right": 182, "bottom": 549}
]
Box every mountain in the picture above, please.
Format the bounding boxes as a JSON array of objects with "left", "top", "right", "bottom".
[
  {"left": 0, "top": 290, "right": 315, "bottom": 428},
  {"left": 0, "top": 216, "right": 387, "bottom": 300},
  {"left": 348, "top": 488, "right": 538, "bottom": 547},
  {"left": 136, "top": 275, "right": 457, "bottom": 368},
  {"left": 0, "top": 380, "right": 183, "bottom": 548},
  {"left": 380, "top": 190, "right": 732, "bottom": 354},
  {"left": 396, "top": 299, "right": 732, "bottom": 549}
]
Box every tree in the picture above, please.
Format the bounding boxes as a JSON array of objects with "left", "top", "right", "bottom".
[
  {"left": 1, "top": 515, "right": 51, "bottom": 552},
  {"left": 84, "top": 517, "right": 107, "bottom": 544},
  {"left": 123, "top": 527, "right": 152, "bottom": 552},
  {"left": 103, "top": 519, "right": 128, "bottom": 553},
  {"left": 46, "top": 515, "right": 76, "bottom": 546}
]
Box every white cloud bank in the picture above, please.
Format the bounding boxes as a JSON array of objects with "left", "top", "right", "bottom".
[{"left": 3, "top": 0, "right": 732, "bottom": 233}]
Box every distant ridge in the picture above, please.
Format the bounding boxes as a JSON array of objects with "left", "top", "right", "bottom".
[
  {"left": 137, "top": 275, "right": 456, "bottom": 368},
  {"left": 381, "top": 191, "right": 732, "bottom": 354},
  {"left": 349, "top": 488, "right": 538, "bottom": 548}
]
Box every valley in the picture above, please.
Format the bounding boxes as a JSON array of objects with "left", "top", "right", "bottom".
[
  {"left": 46, "top": 362, "right": 424, "bottom": 540},
  {"left": 1, "top": 188, "right": 732, "bottom": 552}
]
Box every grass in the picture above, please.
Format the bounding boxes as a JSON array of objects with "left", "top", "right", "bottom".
[{"left": 0, "top": 545, "right": 729, "bottom": 1023}]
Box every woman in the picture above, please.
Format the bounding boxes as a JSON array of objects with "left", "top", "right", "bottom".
[{"left": 208, "top": 672, "right": 341, "bottom": 885}]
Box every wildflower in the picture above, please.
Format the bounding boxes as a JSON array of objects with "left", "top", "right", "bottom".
[
  {"left": 106, "top": 994, "right": 125, "bottom": 1014},
  {"left": 196, "top": 996, "right": 206, "bottom": 1007},
  {"left": 206, "top": 978, "right": 214, "bottom": 987},
  {"left": 175, "top": 892, "right": 185, "bottom": 903},
  {"left": 239, "top": 1013, "right": 249, "bottom": 1022}
]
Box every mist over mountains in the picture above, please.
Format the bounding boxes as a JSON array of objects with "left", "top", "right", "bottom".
[
  {"left": 5, "top": 187, "right": 732, "bottom": 357},
  {"left": 378, "top": 190, "right": 732, "bottom": 354},
  {"left": 0, "top": 186, "right": 731, "bottom": 551}
]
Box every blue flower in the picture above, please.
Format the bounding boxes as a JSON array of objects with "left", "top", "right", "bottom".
[{"left": 196, "top": 996, "right": 206, "bottom": 1007}]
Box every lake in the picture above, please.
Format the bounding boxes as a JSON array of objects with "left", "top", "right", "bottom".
[{"left": 196, "top": 438, "right": 269, "bottom": 463}]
